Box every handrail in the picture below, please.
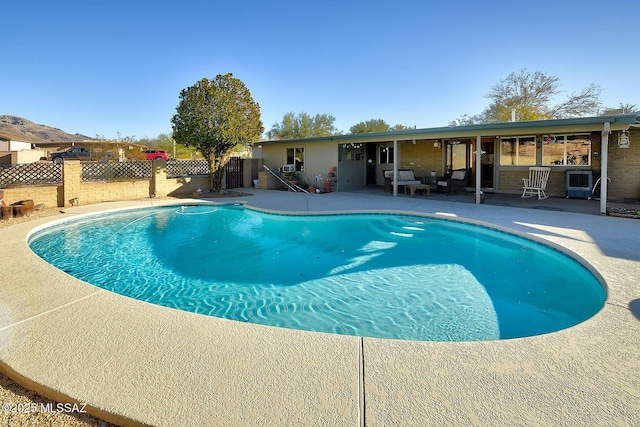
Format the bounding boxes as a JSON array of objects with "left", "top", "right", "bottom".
[{"left": 262, "top": 165, "right": 309, "bottom": 193}]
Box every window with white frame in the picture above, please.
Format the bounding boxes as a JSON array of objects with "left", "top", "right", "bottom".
[
  {"left": 499, "top": 136, "right": 536, "bottom": 166},
  {"left": 542, "top": 134, "right": 591, "bottom": 166},
  {"left": 286, "top": 147, "right": 304, "bottom": 172}
]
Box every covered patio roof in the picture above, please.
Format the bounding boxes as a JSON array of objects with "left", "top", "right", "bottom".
[
  {"left": 260, "top": 114, "right": 640, "bottom": 214},
  {"left": 260, "top": 114, "right": 640, "bottom": 144}
]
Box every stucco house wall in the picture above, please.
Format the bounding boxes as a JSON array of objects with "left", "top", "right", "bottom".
[{"left": 261, "top": 140, "right": 338, "bottom": 188}]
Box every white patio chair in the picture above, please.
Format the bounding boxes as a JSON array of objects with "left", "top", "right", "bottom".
[{"left": 521, "top": 167, "right": 550, "bottom": 199}]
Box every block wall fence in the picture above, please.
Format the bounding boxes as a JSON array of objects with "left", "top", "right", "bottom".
[{"left": 1, "top": 159, "right": 258, "bottom": 208}]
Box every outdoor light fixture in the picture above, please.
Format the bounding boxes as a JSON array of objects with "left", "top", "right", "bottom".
[
  {"left": 618, "top": 130, "right": 630, "bottom": 148},
  {"left": 433, "top": 140, "right": 441, "bottom": 149}
]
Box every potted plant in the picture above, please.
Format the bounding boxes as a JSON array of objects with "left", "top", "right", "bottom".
[{"left": 323, "top": 178, "right": 332, "bottom": 192}]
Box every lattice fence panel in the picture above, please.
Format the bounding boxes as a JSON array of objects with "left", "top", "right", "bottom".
[
  {"left": 0, "top": 163, "right": 62, "bottom": 187},
  {"left": 167, "top": 160, "right": 210, "bottom": 178},
  {"left": 82, "top": 161, "right": 152, "bottom": 182}
]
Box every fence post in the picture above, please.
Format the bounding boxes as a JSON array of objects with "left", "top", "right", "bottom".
[
  {"left": 62, "top": 160, "right": 82, "bottom": 207},
  {"left": 150, "top": 159, "right": 168, "bottom": 197}
]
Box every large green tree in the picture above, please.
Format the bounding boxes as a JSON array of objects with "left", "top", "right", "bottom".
[
  {"left": 172, "top": 73, "right": 263, "bottom": 191},
  {"left": 461, "top": 69, "right": 602, "bottom": 124},
  {"left": 269, "top": 112, "right": 337, "bottom": 139},
  {"left": 349, "top": 119, "right": 390, "bottom": 134}
]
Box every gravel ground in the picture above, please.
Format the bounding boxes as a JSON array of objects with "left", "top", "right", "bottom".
[
  {"left": 0, "top": 206, "right": 64, "bottom": 230},
  {"left": 0, "top": 373, "right": 113, "bottom": 427}
]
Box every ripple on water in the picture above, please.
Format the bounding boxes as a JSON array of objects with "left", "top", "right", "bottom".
[{"left": 28, "top": 205, "right": 606, "bottom": 341}]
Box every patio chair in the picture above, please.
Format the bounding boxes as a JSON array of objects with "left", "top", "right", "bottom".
[
  {"left": 436, "top": 169, "right": 470, "bottom": 195},
  {"left": 521, "top": 167, "right": 550, "bottom": 200}
]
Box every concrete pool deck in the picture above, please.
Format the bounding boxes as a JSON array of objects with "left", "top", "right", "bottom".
[{"left": 1, "top": 189, "right": 639, "bottom": 426}]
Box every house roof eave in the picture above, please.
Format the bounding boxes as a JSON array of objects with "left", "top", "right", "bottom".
[{"left": 260, "top": 114, "right": 640, "bottom": 145}]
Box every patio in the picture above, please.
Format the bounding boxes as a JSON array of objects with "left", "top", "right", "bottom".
[
  {"left": 355, "top": 184, "right": 638, "bottom": 216},
  {"left": 0, "top": 189, "right": 639, "bottom": 426}
]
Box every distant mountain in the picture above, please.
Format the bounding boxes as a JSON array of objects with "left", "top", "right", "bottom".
[{"left": 0, "top": 115, "right": 91, "bottom": 143}]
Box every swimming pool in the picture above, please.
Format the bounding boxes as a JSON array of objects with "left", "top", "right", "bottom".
[{"left": 28, "top": 204, "right": 606, "bottom": 341}]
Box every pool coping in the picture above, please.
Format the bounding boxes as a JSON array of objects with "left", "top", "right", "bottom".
[{"left": 1, "top": 191, "right": 639, "bottom": 426}]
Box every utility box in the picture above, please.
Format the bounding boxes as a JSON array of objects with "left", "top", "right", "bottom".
[{"left": 566, "top": 170, "right": 593, "bottom": 199}]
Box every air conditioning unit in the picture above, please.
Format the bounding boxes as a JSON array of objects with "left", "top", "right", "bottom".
[
  {"left": 566, "top": 170, "right": 593, "bottom": 199},
  {"left": 282, "top": 164, "right": 295, "bottom": 173}
]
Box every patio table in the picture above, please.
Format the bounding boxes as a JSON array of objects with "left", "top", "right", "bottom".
[{"left": 405, "top": 183, "right": 430, "bottom": 197}]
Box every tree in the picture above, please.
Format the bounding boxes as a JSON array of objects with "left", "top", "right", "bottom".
[
  {"left": 171, "top": 73, "right": 263, "bottom": 191},
  {"left": 389, "top": 124, "right": 414, "bottom": 131},
  {"left": 465, "top": 69, "right": 602, "bottom": 124},
  {"left": 601, "top": 103, "right": 637, "bottom": 116},
  {"left": 269, "top": 112, "right": 337, "bottom": 139},
  {"left": 350, "top": 119, "right": 390, "bottom": 134}
]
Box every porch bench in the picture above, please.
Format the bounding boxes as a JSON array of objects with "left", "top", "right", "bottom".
[{"left": 383, "top": 169, "right": 423, "bottom": 192}]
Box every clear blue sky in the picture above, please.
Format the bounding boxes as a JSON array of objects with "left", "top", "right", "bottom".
[{"left": 4, "top": 0, "right": 638, "bottom": 140}]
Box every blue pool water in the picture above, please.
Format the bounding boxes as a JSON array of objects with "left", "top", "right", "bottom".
[{"left": 28, "top": 204, "right": 606, "bottom": 341}]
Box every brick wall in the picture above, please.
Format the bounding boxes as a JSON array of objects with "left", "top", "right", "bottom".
[
  {"left": 606, "top": 128, "right": 640, "bottom": 201},
  {"left": 1, "top": 185, "right": 61, "bottom": 207},
  {"left": 62, "top": 161, "right": 81, "bottom": 206},
  {"left": 499, "top": 170, "right": 566, "bottom": 197},
  {"left": 1, "top": 160, "right": 217, "bottom": 208},
  {"left": 400, "top": 140, "right": 443, "bottom": 178},
  {"left": 498, "top": 129, "right": 639, "bottom": 200},
  {"left": 165, "top": 176, "right": 211, "bottom": 196},
  {"left": 74, "top": 180, "right": 152, "bottom": 205}
]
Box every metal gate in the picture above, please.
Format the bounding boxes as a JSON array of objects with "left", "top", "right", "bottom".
[{"left": 225, "top": 157, "right": 243, "bottom": 189}]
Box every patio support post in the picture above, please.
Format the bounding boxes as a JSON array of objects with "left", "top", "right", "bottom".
[
  {"left": 600, "top": 122, "right": 610, "bottom": 215},
  {"left": 393, "top": 139, "right": 398, "bottom": 197},
  {"left": 475, "top": 135, "right": 482, "bottom": 204}
]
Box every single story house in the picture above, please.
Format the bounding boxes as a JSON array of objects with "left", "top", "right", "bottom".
[
  {"left": 254, "top": 114, "right": 640, "bottom": 214},
  {"left": 0, "top": 133, "right": 46, "bottom": 164}
]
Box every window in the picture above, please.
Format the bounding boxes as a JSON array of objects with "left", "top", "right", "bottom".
[
  {"left": 500, "top": 136, "right": 535, "bottom": 166},
  {"left": 286, "top": 147, "right": 304, "bottom": 172},
  {"left": 379, "top": 146, "right": 394, "bottom": 164},
  {"left": 446, "top": 141, "right": 470, "bottom": 172},
  {"left": 542, "top": 134, "right": 591, "bottom": 166}
]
